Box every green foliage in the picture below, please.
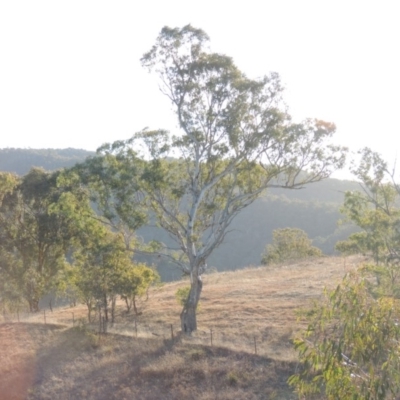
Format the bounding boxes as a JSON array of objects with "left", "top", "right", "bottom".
[
  {"left": 73, "top": 232, "right": 127, "bottom": 322},
  {"left": 335, "top": 148, "right": 400, "bottom": 263},
  {"left": 68, "top": 229, "right": 159, "bottom": 321},
  {"left": 261, "top": 228, "right": 322, "bottom": 265},
  {"left": 291, "top": 151, "right": 400, "bottom": 398},
  {"left": 118, "top": 262, "right": 160, "bottom": 314},
  {"left": 175, "top": 286, "right": 191, "bottom": 307},
  {"left": 0, "top": 168, "right": 82, "bottom": 312},
  {"left": 226, "top": 371, "right": 239, "bottom": 386},
  {"left": 289, "top": 270, "right": 400, "bottom": 399},
  {"left": 72, "top": 149, "right": 148, "bottom": 233}
]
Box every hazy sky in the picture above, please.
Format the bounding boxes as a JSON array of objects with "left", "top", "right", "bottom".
[{"left": 1, "top": 1, "right": 399, "bottom": 177}]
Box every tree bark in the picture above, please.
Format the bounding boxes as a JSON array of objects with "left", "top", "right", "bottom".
[
  {"left": 180, "top": 270, "right": 202, "bottom": 334},
  {"left": 87, "top": 304, "right": 92, "bottom": 323},
  {"left": 103, "top": 294, "right": 109, "bottom": 322},
  {"left": 123, "top": 296, "right": 131, "bottom": 313},
  {"left": 28, "top": 298, "right": 40, "bottom": 313},
  {"left": 133, "top": 296, "right": 138, "bottom": 315},
  {"left": 111, "top": 296, "right": 116, "bottom": 324}
]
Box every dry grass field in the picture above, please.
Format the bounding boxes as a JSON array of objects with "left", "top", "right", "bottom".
[{"left": 0, "top": 256, "right": 363, "bottom": 399}]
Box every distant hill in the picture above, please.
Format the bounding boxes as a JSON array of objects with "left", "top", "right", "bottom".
[
  {"left": 267, "top": 177, "right": 361, "bottom": 204},
  {"left": 0, "top": 148, "right": 94, "bottom": 175},
  {"left": 0, "top": 148, "right": 361, "bottom": 280}
]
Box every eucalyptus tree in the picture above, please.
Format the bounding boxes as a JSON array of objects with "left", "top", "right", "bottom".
[
  {"left": 70, "top": 147, "right": 147, "bottom": 248},
  {"left": 73, "top": 231, "right": 135, "bottom": 323},
  {"left": 96, "top": 25, "right": 346, "bottom": 333},
  {"left": 0, "top": 168, "right": 82, "bottom": 312},
  {"left": 336, "top": 148, "right": 400, "bottom": 300}
]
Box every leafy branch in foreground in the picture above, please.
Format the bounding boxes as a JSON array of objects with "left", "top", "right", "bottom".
[
  {"left": 292, "top": 151, "right": 400, "bottom": 399},
  {"left": 289, "top": 269, "right": 400, "bottom": 399}
]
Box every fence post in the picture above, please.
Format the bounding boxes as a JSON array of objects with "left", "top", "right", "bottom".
[
  {"left": 102, "top": 316, "right": 107, "bottom": 334},
  {"left": 210, "top": 328, "right": 213, "bottom": 346},
  {"left": 134, "top": 318, "right": 137, "bottom": 338},
  {"left": 254, "top": 336, "right": 257, "bottom": 355},
  {"left": 170, "top": 324, "right": 174, "bottom": 339},
  {"left": 99, "top": 308, "right": 102, "bottom": 334}
]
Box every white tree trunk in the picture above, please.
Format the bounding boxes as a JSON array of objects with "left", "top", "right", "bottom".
[{"left": 180, "top": 267, "right": 202, "bottom": 334}]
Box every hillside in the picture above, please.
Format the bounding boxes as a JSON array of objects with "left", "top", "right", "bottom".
[
  {"left": 0, "top": 255, "right": 362, "bottom": 400},
  {"left": 0, "top": 148, "right": 361, "bottom": 280},
  {"left": 0, "top": 148, "right": 93, "bottom": 175}
]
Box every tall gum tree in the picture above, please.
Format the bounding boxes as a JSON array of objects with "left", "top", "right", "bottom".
[
  {"left": 102, "top": 25, "right": 347, "bottom": 333},
  {"left": 0, "top": 168, "right": 83, "bottom": 312}
]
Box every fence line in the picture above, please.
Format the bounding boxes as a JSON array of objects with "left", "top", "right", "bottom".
[{"left": 1, "top": 309, "right": 265, "bottom": 356}]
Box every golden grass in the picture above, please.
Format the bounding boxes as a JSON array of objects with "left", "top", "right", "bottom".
[{"left": 0, "top": 255, "right": 363, "bottom": 399}]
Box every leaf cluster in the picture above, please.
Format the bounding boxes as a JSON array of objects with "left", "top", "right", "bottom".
[
  {"left": 290, "top": 270, "right": 400, "bottom": 399},
  {"left": 261, "top": 228, "right": 322, "bottom": 265},
  {"left": 0, "top": 169, "right": 83, "bottom": 311},
  {"left": 336, "top": 148, "right": 400, "bottom": 263}
]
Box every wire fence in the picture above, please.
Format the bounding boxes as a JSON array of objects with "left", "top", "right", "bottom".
[{"left": 0, "top": 307, "right": 284, "bottom": 357}]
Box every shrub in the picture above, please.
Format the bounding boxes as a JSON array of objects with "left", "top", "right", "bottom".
[{"left": 261, "top": 228, "right": 322, "bottom": 265}]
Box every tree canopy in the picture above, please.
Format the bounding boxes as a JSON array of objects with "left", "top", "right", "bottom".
[
  {"left": 336, "top": 148, "right": 400, "bottom": 263},
  {"left": 88, "top": 24, "right": 346, "bottom": 333},
  {"left": 0, "top": 168, "right": 81, "bottom": 311}
]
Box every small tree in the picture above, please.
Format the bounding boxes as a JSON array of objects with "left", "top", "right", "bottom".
[
  {"left": 289, "top": 270, "right": 400, "bottom": 399},
  {"left": 118, "top": 263, "right": 159, "bottom": 315},
  {"left": 73, "top": 232, "right": 131, "bottom": 323},
  {"left": 70, "top": 228, "right": 159, "bottom": 322},
  {"left": 261, "top": 228, "right": 322, "bottom": 265}
]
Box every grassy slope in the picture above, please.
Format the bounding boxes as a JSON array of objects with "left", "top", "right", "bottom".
[{"left": 0, "top": 256, "right": 363, "bottom": 400}]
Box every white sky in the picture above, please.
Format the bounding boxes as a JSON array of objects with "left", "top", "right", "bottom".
[{"left": 1, "top": 1, "right": 399, "bottom": 178}]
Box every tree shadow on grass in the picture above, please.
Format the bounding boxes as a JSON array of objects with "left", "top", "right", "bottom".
[{"left": 29, "top": 326, "right": 297, "bottom": 400}]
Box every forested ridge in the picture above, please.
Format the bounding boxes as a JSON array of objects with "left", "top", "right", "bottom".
[
  {"left": 0, "top": 147, "right": 359, "bottom": 281},
  {"left": 0, "top": 148, "right": 94, "bottom": 175}
]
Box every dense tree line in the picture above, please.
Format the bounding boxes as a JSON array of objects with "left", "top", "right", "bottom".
[{"left": 0, "top": 168, "right": 159, "bottom": 316}]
